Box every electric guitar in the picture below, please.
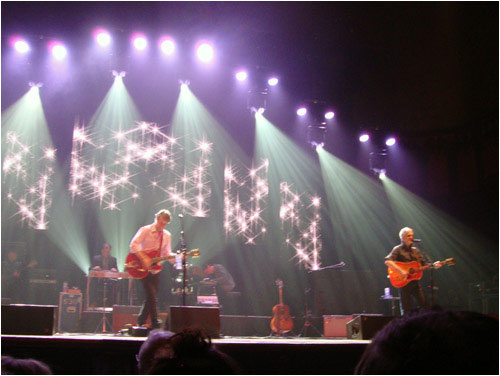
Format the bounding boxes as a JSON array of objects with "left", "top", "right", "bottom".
[
  {"left": 270, "top": 279, "right": 294, "bottom": 335},
  {"left": 388, "top": 258, "right": 455, "bottom": 288},
  {"left": 125, "top": 249, "right": 200, "bottom": 279}
]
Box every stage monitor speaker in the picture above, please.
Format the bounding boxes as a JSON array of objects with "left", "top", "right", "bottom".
[
  {"left": 2, "top": 304, "right": 57, "bottom": 335},
  {"left": 112, "top": 305, "right": 168, "bottom": 333},
  {"left": 346, "top": 314, "right": 395, "bottom": 340},
  {"left": 169, "top": 306, "right": 220, "bottom": 337}
]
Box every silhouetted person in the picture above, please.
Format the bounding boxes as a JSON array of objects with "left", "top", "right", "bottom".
[
  {"left": 137, "top": 328, "right": 241, "bottom": 374},
  {"left": 1, "top": 355, "right": 52, "bottom": 374},
  {"left": 137, "top": 329, "right": 176, "bottom": 374},
  {"left": 355, "top": 309, "right": 499, "bottom": 374}
]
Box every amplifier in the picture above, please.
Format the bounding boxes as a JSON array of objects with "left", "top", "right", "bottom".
[
  {"left": 323, "top": 315, "right": 353, "bottom": 337},
  {"left": 197, "top": 295, "right": 219, "bottom": 306},
  {"left": 346, "top": 315, "right": 395, "bottom": 340},
  {"left": 58, "top": 292, "right": 82, "bottom": 333}
]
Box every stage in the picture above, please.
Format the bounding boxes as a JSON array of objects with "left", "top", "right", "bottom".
[{"left": 1, "top": 333, "right": 369, "bottom": 374}]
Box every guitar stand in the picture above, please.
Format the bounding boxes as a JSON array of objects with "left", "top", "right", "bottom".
[{"left": 95, "top": 278, "right": 113, "bottom": 333}]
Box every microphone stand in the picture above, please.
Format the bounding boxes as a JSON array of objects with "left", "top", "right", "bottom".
[
  {"left": 418, "top": 244, "right": 435, "bottom": 307},
  {"left": 179, "top": 214, "right": 188, "bottom": 307}
]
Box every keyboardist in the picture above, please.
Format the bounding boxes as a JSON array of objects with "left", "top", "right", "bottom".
[{"left": 89, "top": 243, "right": 118, "bottom": 308}]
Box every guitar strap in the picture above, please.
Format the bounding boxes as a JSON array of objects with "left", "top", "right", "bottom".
[{"left": 158, "top": 230, "right": 163, "bottom": 256}]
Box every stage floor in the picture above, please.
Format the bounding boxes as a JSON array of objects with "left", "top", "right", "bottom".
[{"left": 2, "top": 333, "right": 369, "bottom": 374}]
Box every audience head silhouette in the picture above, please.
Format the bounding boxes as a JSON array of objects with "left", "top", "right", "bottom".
[
  {"left": 137, "top": 327, "right": 240, "bottom": 374},
  {"left": 355, "top": 309, "right": 499, "bottom": 374},
  {"left": 1, "top": 355, "right": 52, "bottom": 375}
]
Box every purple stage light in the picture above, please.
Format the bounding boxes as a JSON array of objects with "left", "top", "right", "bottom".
[
  {"left": 132, "top": 35, "right": 147, "bottom": 50},
  {"left": 196, "top": 42, "right": 214, "bottom": 63},
  {"left": 324, "top": 111, "right": 334, "bottom": 119},
  {"left": 50, "top": 43, "right": 67, "bottom": 60},
  {"left": 297, "top": 107, "right": 307, "bottom": 116},
  {"left": 385, "top": 137, "right": 396, "bottom": 146},
  {"left": 93, "top": 28, "right": 111, "bottom": 47},
  {"left": 268, "top": 77, "right": 279, "bottom": 86},
  {"left": 235, "top": 70, "right": 248, "bottom": 81},
  {"left": 14, "top": 39, "right": 30, "bottom": 54},
  {"left": 95, "top": 32, "right": 111, "bottom": 47},
  {"left": 359, "top": 134, "right": 370, "bottom": 143},
  {"left": 159, "top": 37, "right": 175, "bottom": 55}
]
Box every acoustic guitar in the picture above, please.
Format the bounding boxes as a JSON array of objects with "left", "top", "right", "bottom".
[
  {"left": 270, "top": 279, "right": 293, "bottom": 335},
  {"left": 388, "top": 258, "right": 455, "bottom": 288},
  {"left": 125, "top": 249, "right": 200, "bottom": 279}
]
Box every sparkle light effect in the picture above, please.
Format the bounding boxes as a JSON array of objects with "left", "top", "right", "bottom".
[
  {"left": 224, "top": 159, "right": 269, "bottom": 244},
  {"left": 3, "top": 131, "right": 55, "bottom": 229},
  {"left": 154, "top": 137, "right": 213, "bottom": 217},
  {"left": 280, "top": 182, "right": 322, "bottom": 270},
  {"left": 69, "top": 120, "right": 212, "bottom": 216}
]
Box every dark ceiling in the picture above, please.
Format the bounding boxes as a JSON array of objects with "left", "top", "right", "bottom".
[{"left": 2, "top": 2, "right": 498, "bottom": 136}]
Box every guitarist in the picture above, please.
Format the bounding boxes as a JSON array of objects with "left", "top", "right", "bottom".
[
  {"left": 129, "top": 209, "right": 173, "bottom": 329},
  {"left": 385, "top": 227, "right": 442, "bottom": 316}
]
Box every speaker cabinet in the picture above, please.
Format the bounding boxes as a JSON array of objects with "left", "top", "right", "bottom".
[
  {"left": 346, "top": 315, "right": 395, "bottom": 340},
  {"left": 169, "top": 306, "right": 220, "bottom": 337},
  {"left": 323, "top": 315, "right": 354, "bottom": 337},
  {"left": 112, "top": 305, "right": 167, "bottom": 333},
  {"left": 2, "top": 304, "right": 57, "bottom": 335}
]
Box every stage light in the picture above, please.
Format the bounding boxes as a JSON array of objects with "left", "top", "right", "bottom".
[
  {"left": 179, "top": 80, "right": 190, "bottom": 91},
  {"left": 14, "top": 39, "right": 30, "bottom": 54},
  {"left": 51, "top": 43, "right": 67, "bottom": 60},
  {"left": 235, "top": 70, "right": 248, "bottom": 81},
  {"left": 385, "top": 137, "right": 396, "bottom": 146},
  {"left": 112, "top": 70, "right": 126, "bottom": 78},
  {"left": 308, "top": 124, "right": 326, "bottom": 148},
  {"left": 268, "top": 77, "right": 279, "bottom": 86},
  {"left": 359, "top": 134, "right": 370, "bottom": 143},
  {"left": 297, "top": 107, "right": 307, "bottom": 116},
  {"left": 159, "top": 37, "right": 175, "bottom": 55},
  {"left": 324, "top": 111, "right": 335, "bottom": 120},
  {"left": 28, "top": 82, "right": 43, "bottom": 88},
  {"left": 133, "top": 35, "right": 147, "bottom": 50},
  {"left": 196, "top": 42, "right": 214, "bottom": 63},
  {"left": 379, "top": 170, "right": 387, "bottom": 180},
  {"left": 95, "top": 29, "right": 111, "bottom": 47}
]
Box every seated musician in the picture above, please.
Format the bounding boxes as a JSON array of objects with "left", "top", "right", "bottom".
[
  {"left": 194, "top": 264, "right": 235, "bottom": 313},
  {"left": 89, "top": 242, "right": 119, "bottom": 308},
  {"left": 1, "top": 249, "right": 37, "bottom": 304},
  {"left": 385, "top": 227, "right": 441, "bottom": 316}
]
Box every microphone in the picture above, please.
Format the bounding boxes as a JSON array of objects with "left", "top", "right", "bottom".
[
  {"left": 413, "top": 239, "right": 422, "bottom": 242},
  {"left": 178, "top": 214, "right": 183, "bottom": 219}
]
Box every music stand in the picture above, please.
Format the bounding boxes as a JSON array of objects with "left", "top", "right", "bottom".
[
  {"left": 298, "top": 287, "right": 323, "bottom": 338},
  {"left": 95, "top": 278, "right": 112, "bottom": 333}
]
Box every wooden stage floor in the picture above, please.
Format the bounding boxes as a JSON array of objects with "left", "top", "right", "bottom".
[{"left": 2, "top": 333, "right": 369, "bottom": 374}]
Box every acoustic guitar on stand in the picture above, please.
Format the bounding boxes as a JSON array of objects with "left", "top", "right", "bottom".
[
  {"left": 270, "top": 279, "right": 294, "bottom": 336},
  {"left": 125, "top": 249, "right": 200, "bottom": 279},
  {"left": 388, "top": 258, "right": 455, "bottom": 288}
]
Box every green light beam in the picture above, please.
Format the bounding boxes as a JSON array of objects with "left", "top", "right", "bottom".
[{"left": 382, "top": 176, "right": 497, "bottom": 306}]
